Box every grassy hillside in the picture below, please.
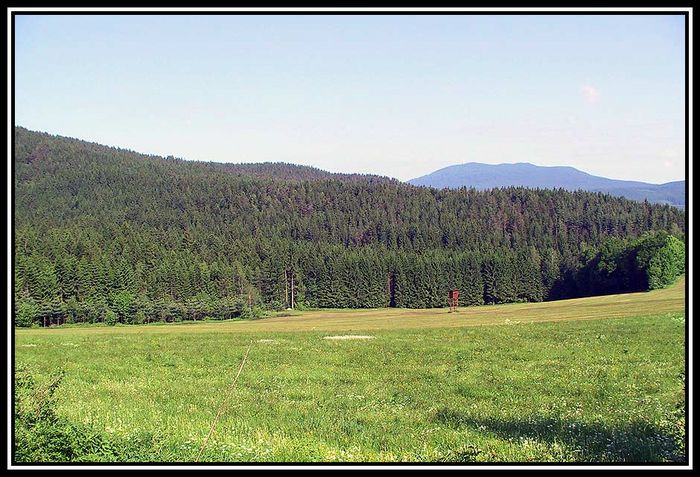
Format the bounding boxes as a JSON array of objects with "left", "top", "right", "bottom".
[{"left": 15, "top": 278, "right": 686, "bottom": 463}]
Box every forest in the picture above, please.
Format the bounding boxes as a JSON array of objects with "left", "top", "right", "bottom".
[{"left": 13, "top": 127, "right": 686, "bottom": 326}]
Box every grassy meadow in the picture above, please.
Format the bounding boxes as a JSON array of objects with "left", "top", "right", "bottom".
[{"left": 14, "top": 277, "right": 686, "bottom": 463}]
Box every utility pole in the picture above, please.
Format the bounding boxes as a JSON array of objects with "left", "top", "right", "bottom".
[{"left": 291, "top": 271, "right": 295, "bottom": 309}]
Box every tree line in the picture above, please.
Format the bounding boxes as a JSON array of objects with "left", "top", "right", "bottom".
[{"left": 13, "top": 127, "right": 686, "bottom": 326}]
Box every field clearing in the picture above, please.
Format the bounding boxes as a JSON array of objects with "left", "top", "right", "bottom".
[{"left": 14, "top": 278, "right": 687, "bottom": 463}]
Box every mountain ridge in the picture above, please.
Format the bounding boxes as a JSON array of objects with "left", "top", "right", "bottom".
[
  {"left": 408, "top": 162, "right": 685, "bottom": 208},
  {"left": 14, "top": 126, "right": 397, "bottom": 185}
]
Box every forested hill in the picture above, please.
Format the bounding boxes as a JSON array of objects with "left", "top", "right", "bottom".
[
  {"left": 13, "top": 127, "right": 686, "bottom": 326},
  {"left": 409, "top": 162, "right": 685, "bottom": 208},
  {"left": 210, "top": 162, "right": 395, "bottom": 184},
  {"left": 14, "top": 127, "right": 395, "bottom": 185}
]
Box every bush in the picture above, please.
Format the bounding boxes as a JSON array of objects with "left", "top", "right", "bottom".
[
  {"left": 240, "top": 305, "right": 266, "bottom": 320},
  {"left": 133, "top": 310, "right": 146, "bottom": 325},
  {"left": 109, "top": 290, "right": 136, "bottom": 323},
  {"left": 84, "top": 299, "right": 108, "bottom": 324},
  {"left": 267, "top": 299, "right": 286, "bottom": 312},
  {"left": 165, "top": 303, "right": 186, "bottom": 322},
  {"left": 646, "top": 235, "right": 685, "bottom": 289},
  {"left": 214, "top": 296, "right": 245, "bottom": 320},
  {"left": 636, "top": 232, "right": 685, "bottom": 290},
  {"left": 104, "top": 308, "right": 118, "bottom": 326},
  {"left": 64, "top": 298, "right": 80, "bottom": 324},
  {"left": 15, "top": 300, "right": 40, "bottom": 327},
  {"left": 14, "top": 367, "right": 107, "bottom": 462}
]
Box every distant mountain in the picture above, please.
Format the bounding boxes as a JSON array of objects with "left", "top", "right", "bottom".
[{"left": 408, "top": 162, "right": 685, "bottom": 208}]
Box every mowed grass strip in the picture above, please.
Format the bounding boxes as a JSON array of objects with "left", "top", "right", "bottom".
[
  {"left": 14, "top": 278, "right": 686, "bottom": 463},
  {"left": 18, "top": 275, "right": 685, "bottom": 336}
]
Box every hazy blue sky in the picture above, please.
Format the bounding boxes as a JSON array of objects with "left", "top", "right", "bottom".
[{"left": 15, "top": 14, "right": 686, "bottom": 183}]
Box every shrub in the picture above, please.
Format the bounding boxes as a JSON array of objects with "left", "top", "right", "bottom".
[
  {"left": 240, "top": 305, "right": 266, "bottom": 320},
  {"left": 104, "top": 308, "right": 118, "bottom": 326},
  {"left": 133, "top": 310, "right": 147, "bottom": 325},
  {"left": 109, "top": 290, "right": 136, "bottom": 323},
  {"left": 636, "top": 232, "right": 685, "bottom": 290},
  {"left": 15, "top": 300, "right": 40, "bottom": 327}
]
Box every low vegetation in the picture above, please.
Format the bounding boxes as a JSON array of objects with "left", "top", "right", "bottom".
[{"left": 14, "top": 278, "right": 686, "bottom": 463}]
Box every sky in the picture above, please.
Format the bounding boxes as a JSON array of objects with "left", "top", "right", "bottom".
[{"left": 14, "top": 13, "right": 686, "bottom": 183}]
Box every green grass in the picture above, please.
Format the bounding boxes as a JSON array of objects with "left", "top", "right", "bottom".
[{"left": 14, "top": 278, "right": 686, "bottom": 463}]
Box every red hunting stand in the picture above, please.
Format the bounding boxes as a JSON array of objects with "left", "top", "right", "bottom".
[{"left": 448, "top": 289, "right": 459, "bottom": 313}]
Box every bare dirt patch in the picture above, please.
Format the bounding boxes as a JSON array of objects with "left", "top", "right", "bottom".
[{"left": 323, "top": 335, "right": 375, "bottom": 341}]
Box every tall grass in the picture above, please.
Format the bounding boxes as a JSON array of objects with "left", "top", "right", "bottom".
[
  {"left": 14, "top": 314, "right": 684, "bottom": 463},
  {"left": 14, "top": 278, "right": 685, "bottom": 463}
]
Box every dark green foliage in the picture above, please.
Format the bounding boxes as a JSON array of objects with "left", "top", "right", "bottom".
[
  {"left": 567, "top": 231, "right": 686, "bottom": 298},
  {"left": 104, "top": 308, "right": 118, "bottom": 326},
  {"left": 15, "top": 300, "right": 40, "bottom": 328},
  {"left": 454, "top": 254, "right": 484, "bottom": 306},
  {"left": 514, "top": 247, "right": 544, "bottom": 302},
  {"left": 110, "top": 290, "right": 136, "bottom": 323},
  {"left": 13, "top": 127, "right": 686, "bottom": 325},
  {"left": 482, "top": 253, "right": 517, "bottom": 304},
  {"left": 239, "top": 305, "right": 266, "bottom": 320},
  {"left": 636, "top": 232, "right": 685, "bottom": 290}
]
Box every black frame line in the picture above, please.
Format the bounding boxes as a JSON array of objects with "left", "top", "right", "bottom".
[{"left": 6, "top": 6, "right": 693, "bottom": 470}]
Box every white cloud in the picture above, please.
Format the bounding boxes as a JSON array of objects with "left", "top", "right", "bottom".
[
  {"left": 662, "top": 148, "right": 679, "bottom": 168},
  {"left": 581, "top": 84, "right": 600, "bottom": 104}
]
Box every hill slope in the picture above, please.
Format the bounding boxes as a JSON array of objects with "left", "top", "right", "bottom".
[
  {"left": 408, "top": 162, "right": 685, "bottom": 208},
  {"left": 13, "top": 127, "right": 685, "bottom": 325}
]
